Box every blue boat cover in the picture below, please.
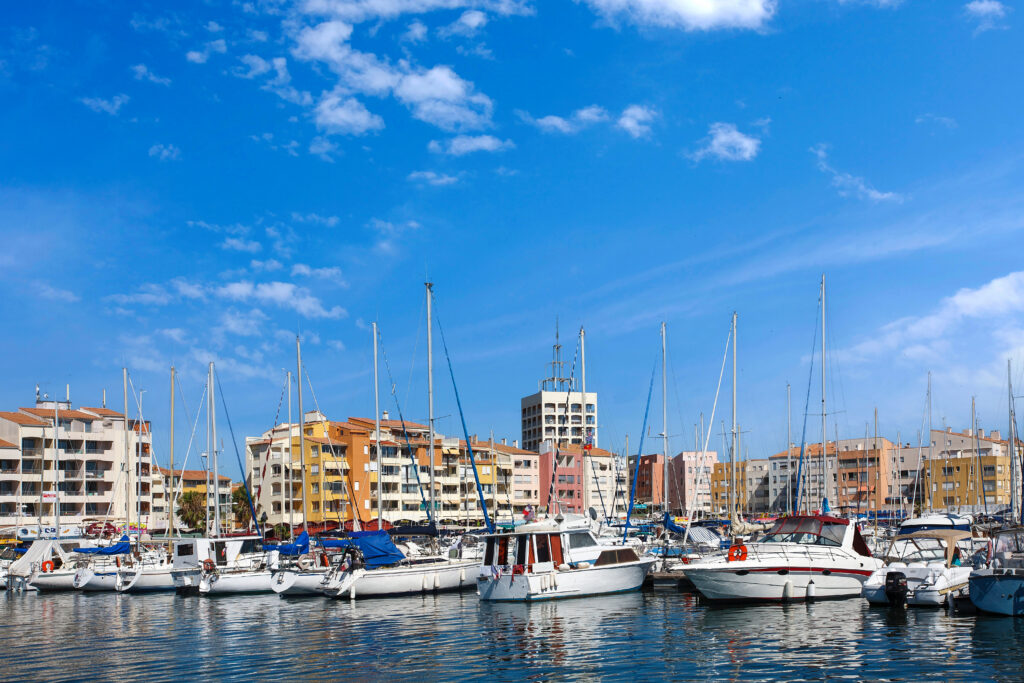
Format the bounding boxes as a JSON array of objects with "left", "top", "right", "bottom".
[
  {"left": 264, "top": 531, "right": 309, "bottom": 556},
  {"left": 319, "top": 537, "right": 356, "bottom": 549},
  {"left": 662, "top": 512, "right": 686, "bottom": 535},
  {"left": 74, "top": 536, "right": 131, "bottom": 555},
  {"left": 347, "top": 530, "right": 405, "bottom": 569}
]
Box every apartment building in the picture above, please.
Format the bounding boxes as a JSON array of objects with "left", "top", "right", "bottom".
[
  {"left": 921, "top": 427, "right": 1014, "bottom": 511},
  {"left": 0, "top": 396, "right": 152, "bottom": 531},
  {"left": 710, "top": 458, "right": 771, "bottom": 515},
  {"left": 669, "top": 451, "right": 716, "bottom": 515},
  {"left": 538, "top": 443, "right": 618, "bottom": 519},
  {"left": 626, "top": 453, "right": 666, "bottom": 512},
  {"left": 152, "top": 466, "right": 232, "bottom": 533},
  {"left": 521, "top": 331, "right": 598, "bottom": 453}
]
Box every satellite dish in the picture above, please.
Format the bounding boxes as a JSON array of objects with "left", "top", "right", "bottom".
[{"left": 588, "top": 506, "right": 598, "bottom": 521}]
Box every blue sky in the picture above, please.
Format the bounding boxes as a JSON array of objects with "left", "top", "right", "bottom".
[{"left": 2, "top": 0, "right": 1023, "bottom": 480}]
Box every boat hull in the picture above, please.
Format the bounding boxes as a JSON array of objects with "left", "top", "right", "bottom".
[
  {"left": 199, "top": 570, "right": 274, "bottom": 594},
  {"left": 687, "top": 563, "right": 876, "bottom": 602},
  {"left": 272, "top": 569, "right": 329, "bottom": 596},
  {"left": 862, "top": 566, "right": 971, "bottom": 607},
  {"left": 324, "top": 561, "right": 476, "bottom": 599},
  {"left": 117, "top": 567, "right": 176, "bottom": 592},
  {"left": 969, "top": 571, "right": 1024, "bottom": 616},
  {"left": 29, "top": 570, "right": 78, "bottom": 592},
  {"left": 478, "top": 559, "right": 655, "bottom": 602},
  {"left": 73, "top": 568, "right": 119, "bottom": 591}
]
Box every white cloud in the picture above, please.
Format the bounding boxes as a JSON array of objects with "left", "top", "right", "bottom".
[
  {"left": 616, "top": 104, "right": 657, "bottom": 138},
  {"left": 79, "top": 94, "right": 129, "bottom": 115},
  {"left": 236, "top": 54, "right": 272, "bottom": 78},
  {"left": 407, "top": 170, "right": 459, "bottom": 186},
  {"left": 219, "top": 308, "right": 268, "bottom": 337},
  {"left": 328, "top": 340, "right": 346, "bottom": 351},
  {"left": 299, "top": 0, "right": 533, "bottom": 23},
  {"left": 292, "top": 263, "right": 347, "bottom": 284},
  {"left": 517, "top": 105, "right": 609, "bottom": 134},
  {"left": 148, "top": 143, "right": 182, "bottom": 161},
  {"left": 221, "top": 237, "right": 263, "bottom": 253},
  {"left": 249, "top": 29, "right": 269, "bottom": 42},
  {"left": 915, "top": 113, "right": 957, "bottom": 129},
  {"left": 309, "top": 135, "right": 339, "bottom": 161},
  {"left": 394, "top": 65, "right": 493, "bottom": 131},
  {"left": 105, "top": 283, "right": 174, "bottom": 306},
  {"left": 158, "top": 328, "right": 188, "bottom": 343},
  {"left": 368, "top": 218, "right": 422, "bottom": 253},
  {"left": 291, "top": 212, "right": 340, "bottom": 226},
  {"left": 811, "top": 144, "right": 902, "bottom": 202},
  {"left": 216, "top": 280, "right": 346, "bottom": 319},
  {"left": 403, "top": 20, "right": 428, "bottom": 42},
  {"left": 441, "top": 10, "right": 488, "bottom": 37},
  {"left": 581, "top": 0, "right": 776, "bottom": 31},
  {"left": 130, "top": 63, "right": 171, "bottom": 86},
  {"left": 171, "top": 277, "right": 206, "bottom": 299},
  {"left": 428, "top": 134, "right": 514, "bottom": 155},
  {"left": 206, "top": 20, "right": 224, "bottom": 32},
  {"left": 314, "top": 90, "right": 385, "bottom": 135},
  {"left": 690, "top": 122, "right": 760, "bottom": 161},
  {"left": 186, "top": 39, "right": 228, "bottom": 64},
  {"left": 251, "top": 132, "right": 301, "bottom": 157},
  {"left": 964, "top": 0, "right": 1009, "bottom": 34},
  {"left": 251, "top": 258, "right": 283, "bottom": 271},
  {"left": 37, "top": 283, "right": 79, "bottom": 303}
]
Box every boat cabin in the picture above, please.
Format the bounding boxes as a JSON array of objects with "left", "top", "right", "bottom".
[
  {"left": 758, "top": 515, "right": 873, "bottom": 557},
  {"left": 885, "top": 529, "right": 974, "bottom": 568},
  {"left": 172, "top": 536, "right": 264, "bottom": 570},
  {"left": 481, "top": 524, "right": 640, "bottom": 574}
]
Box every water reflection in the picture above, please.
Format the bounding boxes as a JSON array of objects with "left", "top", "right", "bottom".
[{"left": 2, "top": 590, "right": 1023, "bottom": 680}]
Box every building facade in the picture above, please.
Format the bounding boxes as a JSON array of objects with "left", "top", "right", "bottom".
[
  {"left": 669, "top": 451, "right": 716, "bottom": 515},
  {"left": 0, "top": 397, "right": 153, "bottom": 531}
]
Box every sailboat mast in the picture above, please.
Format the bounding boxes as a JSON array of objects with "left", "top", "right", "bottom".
[
  {"left": 123, "top": 368, "right": 130, "bottom": 536},
  {"left": 820, "top": 275, "right": 827, "bottom": 512},
  {"left": 209, "top": 362, "right": 221, "bottom": 536},
  {"left": 927, "top": 371, "right": 933, "bottom": 513},
  {"left": 426, "top": 282, "right": 436, "bottom": 523},
  {"left": 169, "top": 366, "right": 175, "bottom": 539},
  {"left": 1009, "top": 360, "right": 1017, "bottom": 522},
  {"left": 730, "top": 312, "right": 737, "bottom": 527},
  {"left": 54, "top": 398, "right": 60, "bottom": 537},
  {"left": 581, "top": 326, "right": 589, "bottom": 515},
  {"left": 372, "top": 322, "right": 382, "bottom": 526},
  {"left": 287, "top": 370, "right": 294, "bottom": 540},
  {"left": 973, "top": 397, "right": 986, "bottom": 514},
  {"left": 661, "top": 322, "right": 669, "bottom": 517},
  {"left": 787, "top": 383, "right": 792, "bottom": 514},
  {"left": 296, "top": 337, "right": 308, "bottom": 533}
]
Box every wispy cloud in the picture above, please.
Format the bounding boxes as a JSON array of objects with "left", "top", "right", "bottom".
[
  {"left": 408, "top": 170, "right": 459, "bottom": 186},
  {"left": 216, "top": 280, "right": 346, "bottom": 319},
  {"left": 36, "top": 282, "right": 79, "bottom": 303},
  {"left": 428, "top": 134, "right": 514, "bottom": 155},
  {"left": 915, "top": 113, "right": 957, "bottom": 129},
  {"left": 368, "top": 218, "right": 421, "bottom": 253},
  {"left": 964, "top": 0, "right": 1009, "bottom": 34},
  {"left": 186, "top": 39, "right": 227, "bottom": 64},
  {"left": 689, "top": 122, "right": 760, "bottom": 162},
  {"left": 810, "top": 144, "right": 902, "bottom": 202},
  {"left": 616, "top": 105, "right": 657, "bottom": 139},
  {"left": 79, "top": 94, "right": 129, "bottom": 115},
  {"left": 221, "top": 237, "right": 262, "bottom": 253},
  {"left": 131, "top": 63, "right": 171, "bottom": 85},
  {"left": 580, "top": 0, "right": 776, "bottom": 31},
  {"left": 148, "top": 143, "right": 181, "bottom": 161},
  {"left": 516, "top": 105, "right": 609, "bottom": 134}
]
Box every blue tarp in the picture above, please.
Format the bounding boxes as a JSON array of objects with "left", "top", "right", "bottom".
[
  {"left": 347, "top": 530, "right": 405, "bottom": 569},
  {"left": 319, "top": 538, "right": 356, "bottom": 549},
  {"left": 74, "top": 536, "right": 130, "bottom": 555},
  {"left": 264, "top": 531, "right": 309, "bottom": 556},
  {"left": 662, "top": 513, "right": 686, "bottom": 535}
]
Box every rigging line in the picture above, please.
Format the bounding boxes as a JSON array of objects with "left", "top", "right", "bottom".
[
  {"left": 404, "top": 294, "right": 425, "bottom": 415},
  {"left": 301, "top": 366, "right": 350, "bottom": 533},
  {"left": 908, "top": 379, "right": 930, "bottom": 518},
  {"left": 794, "top": 297, "right": 820, "bottom": 515},
  {"left": 682, "top": 322, "right": 731, "bottom": 541},
  {"left": 378, "top": 329, "right": 432, "bottom": 525},
  {"left": 213, "top": 367, "right": 263, "bottom": 540},
  {"left": 624, "top": 359, "right": 658, "bottom": 543},
  {"left": 430, "top": 290, "right": 494, "bottom": 532},
  {"left": 170, "top": 380, "right": 207, "bottom": 519}
]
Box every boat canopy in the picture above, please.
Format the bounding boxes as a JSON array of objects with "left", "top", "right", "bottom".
[
  {"left": 263, "top": 531, "right": 309, "bottom": 556},
  {"left": 73, "top": 536, "right": 131, "bottom": 555},
  {"left": 891, "top": 529, "right": 972, "bottom": 566},
  {"left": 761, "top": 515, "right": 873, "bottom": 557},
  {"left": 347, "top": 530, "right": 406, "bottom": 569}
]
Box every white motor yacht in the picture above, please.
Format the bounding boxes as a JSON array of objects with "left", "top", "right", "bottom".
[
  {"left": 684, "top": 515, "right": 883, "bottom": 602},
  {"left": 862, "top": 529, "right": 975, "bottom": 607},
  {"left": 476, "top": 515, "right": 656, "bottom": 602}
]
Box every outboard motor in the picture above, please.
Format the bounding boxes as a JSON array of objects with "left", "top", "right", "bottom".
[{"left": 884, "top": 571, "right": 909, "bottom": 607}]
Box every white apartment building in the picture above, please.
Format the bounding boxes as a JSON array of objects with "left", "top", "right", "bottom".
[
  {"left": 0, "top": 397, "right": 153, "bottom": 531},
  {"left": 521, "top": 391, "right": 598, "bottom": 453}
]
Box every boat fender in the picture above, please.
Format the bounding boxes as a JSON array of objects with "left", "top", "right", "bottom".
[
  {"left": 116, "top": 557, "right": 121, "bottom": 568},
  {"left": 551, "top": 573, "right": 558, "bottom": 589},
  {"left": 320, "top": 553, "right": 330, "bottom": 568},
  {"left": 202, "top": 559, "right": 216, "bottom": 573},
  {"left": 422, "top": 573, "right": 429, "bottom": 591},
  {"left": 558, "top": 563, "right": 570, "bottom": 572},
  {"left": 577, "top": 562, "right": 591, "bottom": 569},
  {"left": 41, "top": 560, "right": 54, "bottom": 573},
  {"left": 434, "top": 573, "right": 441, "bottom": 590},
  {"left": 806, "top": 581, "right": 816, "bottom": 601},
  {"left": 782, "top": 581, "right": 792, "bottom": 601},
  {"left": 460, "top": 568, "right": 466, "bottom": 583}
]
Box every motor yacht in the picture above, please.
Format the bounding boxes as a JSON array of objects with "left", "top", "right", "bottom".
[{"left": 862, "top": 529, "right": 975, "bottom": 607}]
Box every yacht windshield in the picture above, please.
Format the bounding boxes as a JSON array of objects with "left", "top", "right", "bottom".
[
  {"left": 760, "top": 518, "right": 844, "bottom": 547},
  {"left": 896, "top": 538, "right": 947, "bottom": 563},
  {"left": 994, "top": 529, "right": 1024, "bottom": 555}
]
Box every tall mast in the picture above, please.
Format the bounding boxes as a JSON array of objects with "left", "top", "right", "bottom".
[
  {"left": 786, "top": 383, "right": 792, "bottom": 514},
  {"left": 927, "top": 371, "right": 933, "bottom": 513},
  {"left": 54, "top": 398, "right": 60, "bottom": 537},
  {"left": 661, "top": 322, "right": 669, "bottom": 516},
  {"left": 287, "top": 370, "right": 294, "bottom": 540},
  {"left": 426, "top": 282, "right": 435, "bottom": 523},
  {"left": 973, "top": 397, "right": 987, "bottom": 514},
  {"left": 820, "top": 275, "right": 828, "bottom": 512},
  {"left": 372, "top": 322, "right": 382, "bottom": 526},
  {"left": 1009, "top": 360, "right": 1017, "bottom": 522},
  {"left": 169, "top": 366, "right": 175, "bottom": 538},
  {"left": 581, "top": 326, "right": 589, "bottom": 515},
  {"left": 209, "top": 362, "right": 221, "bottom": 536},
  {"left": 296, "top": 337, "right": 308, "bottom": 533},
  {"left": 874, "top": 407, "right": 879, "bottom": 515},
  {"left": 730, "top": 312, "right": 737, "bottom": 527},
  {"left": 123, "top": 368, "right": 131, "bottom": 536}
]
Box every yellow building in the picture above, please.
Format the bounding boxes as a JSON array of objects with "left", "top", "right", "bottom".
[
  {"left": 923, "top": 454, "right": 1012, "bottom": 510},
  {"left": 155, "top": 466, "right": 232, "bottom": 532},
  {"left": 711, "top": 461, "right": 748, "bottom": 514}
]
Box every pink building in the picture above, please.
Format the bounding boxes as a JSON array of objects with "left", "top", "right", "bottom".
[
  {"left": 669, "top": 451, "right": 717, "bottom": 515},
  {"left": 538, "top": 442, "right": 585, "bottom": 513}
]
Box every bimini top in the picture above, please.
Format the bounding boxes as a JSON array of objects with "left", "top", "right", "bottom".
[
  {"left": 761, "top": 516, "right": 873, "bottom": 557},
  {"left": 891, "top": 529, "right": 973, "bottom": 567}
]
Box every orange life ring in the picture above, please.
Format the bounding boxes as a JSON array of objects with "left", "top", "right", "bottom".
[
  {"left": 727, "top": 545, "right": 748, "bottom": 562},
  {"left": 41, "top": 560, "right": 54, "bottom": 573},
  {"left": 202, "top": 559, "right": 216, "bottom": 573}
]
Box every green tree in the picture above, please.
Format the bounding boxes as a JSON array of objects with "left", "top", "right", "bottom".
[
  {"left": 232, "top": 486, "right": 252, "bottom": 530},
  {"left": 178, "top": 490, "right": 207, "bottom": 533}
]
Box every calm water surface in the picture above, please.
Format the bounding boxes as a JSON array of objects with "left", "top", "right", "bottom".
[{"left": 2, "top": 588, "right": 1023, "bottom": 681}]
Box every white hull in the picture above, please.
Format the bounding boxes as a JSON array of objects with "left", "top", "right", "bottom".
[
  {"left": 862, "top": 565, "right": 971, "bottom": 607},
  {"left": 199, "top": 570, "right": 274, "bottom": 594},
  {"left": 686, "top": 553, "right": 880, "bottom": 602},
  {"left": 117, "top": 566, "right": 176, "bottom": 592},
  {"left": 30, "top": 570, "right": 78, "bottom": 592},
  {"left": 172, "top": 568, "right": 201, "bottom": 592},
  {"left": 272, "top": 569, "right": 329, "bottom": 596},
  {"left": 73, "top": 567, "right": 119, "bottom": 591},
  {"left": 323, "top": 560, "right": 476, "bottom": 599},
  {"left": 969, "top": 571, "right": 1024, "bottom": 616},
  {"left": 477, "top": 559, "right": 655, "bottom": 602}
]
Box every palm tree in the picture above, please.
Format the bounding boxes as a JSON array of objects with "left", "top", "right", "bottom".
[
  {"left": 232, "top": 486, "right": 252, "bottom": 530},
  {"left": 178, "top": 490, "right": 207, "bottom": 532}
]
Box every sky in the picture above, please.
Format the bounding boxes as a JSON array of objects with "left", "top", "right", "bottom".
[{"left": 2, "top": 0, "right": 1024, "bottom": 481}]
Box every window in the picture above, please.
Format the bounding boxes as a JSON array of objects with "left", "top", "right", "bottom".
[
  {"left": 311, "top": 465, "right": 319, "bottom": 475},
  {"left": 566, "top": 532, "right": 596, "bottom": 549}
]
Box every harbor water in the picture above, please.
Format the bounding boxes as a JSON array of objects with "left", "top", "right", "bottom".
[{"left": 3, "top": 589, "right": 1023, "bottom": 681}]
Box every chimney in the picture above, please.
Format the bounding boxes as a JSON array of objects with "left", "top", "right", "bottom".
[
  {"left": 513, "top": 439, "right": 519, "bottom": 448},
  {"left": 66, "top": 384, "right": 70, "bottom": 401},
  {"left": 102, "top": 389, "right": 106, "bottom": 408},
  {"left": 991, "top": 430, "right": 1001, "bottom": 441},
  {"left": 381, "top": 410, "right": 389, "bottom": 421},
  {"left": 501, "top": 438, "right": 507, "bottom": 445},
  {"left": 979, "top": 428, "right": 985, "bottom": 439}
]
